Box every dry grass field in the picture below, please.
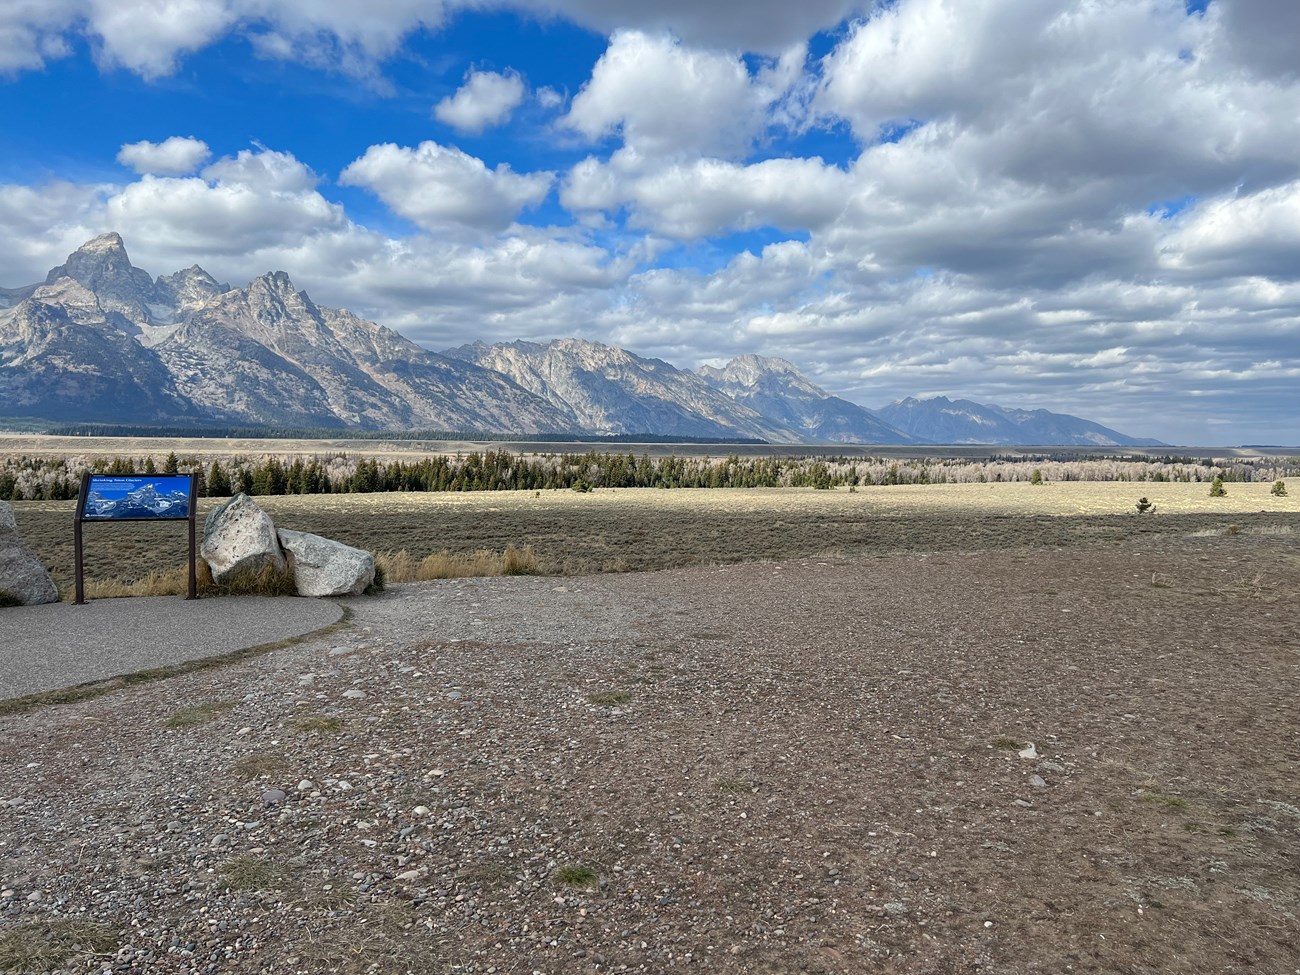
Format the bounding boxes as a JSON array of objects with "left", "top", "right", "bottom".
[{"left": 8, "top": 480, "right": 1295, "bottom": 596}]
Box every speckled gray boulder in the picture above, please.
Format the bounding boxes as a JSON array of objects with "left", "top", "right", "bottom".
[
  {"left": 278, "top": 529, "right": 375, "bottom": 597},
  {"left": 0, "top": 501, "right": 59, "bottom": 606},
  {"left": 201, "top": 493, "right": 286, "bottom": 585}
]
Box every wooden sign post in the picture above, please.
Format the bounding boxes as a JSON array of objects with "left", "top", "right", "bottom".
[{"left": 73, "top": 472, "right": 198, "bottom": 604}]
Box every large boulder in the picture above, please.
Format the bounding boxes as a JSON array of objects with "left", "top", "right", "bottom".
[
  {"left": 201, "top": 493, "right": 286, "bottom": 585},
  {"left": 0, "top": 501, "right": 59, "bottom": 606},
  {"left": 278, "top": 529, "right": 375, "bottom": 597}
]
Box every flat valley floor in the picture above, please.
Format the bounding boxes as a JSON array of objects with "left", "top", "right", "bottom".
[{"left": 1, "top": 516, "right": 1298, "bottom": 973}]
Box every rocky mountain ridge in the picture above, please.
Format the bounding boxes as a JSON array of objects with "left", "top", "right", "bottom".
[
  {"left": 1, "top": 235, "right": 573, "bottom": 432},
  {"left": 446, "top": 340, "right": 803, "bottom": 441},
  {"left": 0, "top": 234, "right": 1162, "bottom": 445}
]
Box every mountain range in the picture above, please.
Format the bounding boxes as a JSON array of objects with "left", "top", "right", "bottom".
[{"left": 0, "top": 235, "right": 1162, "bottom": 446}]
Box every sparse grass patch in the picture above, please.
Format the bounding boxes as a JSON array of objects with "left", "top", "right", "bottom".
[
  {"left": 552, "top": 864, "right": 600, "bottom": 890},
  {"left": 586, "top": 690, "right": 632, "bottom": 706},
  {"left": 290, "top": 714, "right": 345, "bottom": 734},
  {"left": 219, "top": 856, "right": 292, "bottom": 892},
  {"left": 713, "top": 777, "right": 753, "bottom": 793},
  {"left": 0, "top": 920, "right": 118, "bottom": 973},
  {"left": 231, "top": 751, "right": 291, "bottom": 781},
  {"left": 0, "top": 590, "right": 23, "bottom": 608},
  {"left": 164, "top": 700, "right": 236, "bottom": 729},
  {"left": 1138, "top": 791, "right": 1192, "bottom": 810},
  {"left": 991, "top": 736, "right": 1022, "bottom": 750}
]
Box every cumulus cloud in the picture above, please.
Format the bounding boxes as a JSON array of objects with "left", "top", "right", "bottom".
[
  {"left": 1159, "top": 180, "right": 1300, "bottom": 281},
  {"left": 563, "top": 153, "right": 850, "bottom": 238},
  {"left": 434, "top": 69, "right": 526, "bottom": 134},
  {"left": 2, "top": 0, "right": 452, "bottom": 78},
  {"left": 340, "top": 141, "right": 554, "bottom": 233},
  {"left": 562, "top": 30, "right": 777, "bottom": 158},
  {"left": 0, "top": 0, "right": 80, "bottom": 73},
  {"left": 88, "top": 0, "right": 237, "bottom": 77},
  {"left": 1, "top": 0, "right": 858, "bottom": 77},
  {"left": 1207, "top": 0, "right": 1300, "bottom": 81},
  {"left": 116, "top": 136, "right": 212, "bottom": 176}
]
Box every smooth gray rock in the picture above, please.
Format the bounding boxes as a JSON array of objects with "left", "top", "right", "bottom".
[
  {"left": 277, "top": 528, "right": 374, "bottom": 597},
  {"left": 200, "top": 493, "right": 286, "bottom": 585},
  {"left": 0, "top": 501, "right": 59, "bottom": 606}
]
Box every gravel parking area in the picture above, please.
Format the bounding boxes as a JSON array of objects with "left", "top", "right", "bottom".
[{"left": 0, "top": 535, "right": 1297, "bottom": 973}]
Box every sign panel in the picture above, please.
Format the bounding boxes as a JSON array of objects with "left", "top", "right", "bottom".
[{"left": 78, "top": 474, "right": 194, "bottom": 521}]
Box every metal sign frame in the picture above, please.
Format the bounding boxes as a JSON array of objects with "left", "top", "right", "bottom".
[{"left": 73, "top": 472, "right": 198, "bottom": 604}]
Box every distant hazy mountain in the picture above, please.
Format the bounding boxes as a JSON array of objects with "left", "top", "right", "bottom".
[
  {"left": 446, "top": 339, "right": 802, "bottom": 441},
  {"left": 0, "top": 234, "right": 573, "bottom": 432},
  {"left": 877, "top": 396, "right": 1165, "bottom": 446},
  {"left": 697, "top": 355, "right": 916, "bottom": 444}
]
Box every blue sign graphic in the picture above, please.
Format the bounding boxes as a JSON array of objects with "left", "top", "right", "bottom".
[{"left": 79, "top": 475, "right": 193, "bottom": 521}]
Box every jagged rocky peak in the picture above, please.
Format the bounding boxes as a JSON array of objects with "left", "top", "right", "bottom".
[
  {"left": 45, "top": 232, "right": 151, "bottom": 294},
  {"left": 42, "top": 232, "right": 157, "bottom": 323},
  {"left": 699, "top": 354, "right": 803, "bottom": 386},
  {"left": 153, "top": 265, "right": 228, "bottom": 316},
  {"left": 234, "top": 270, "right": 322, "bottom": 329}
]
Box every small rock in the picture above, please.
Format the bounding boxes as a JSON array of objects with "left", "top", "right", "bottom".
[
  {"left": 343, "top": 689, "right": 366, "bottom": 700},
  {"left": 1014, "top": 799, "right": 1033, "bottom": 808},
  {"left": 1018, "top": 743, "right": 1038, "bottom": 760},
  {"left": 413, "top": 806, "right": 431, "bottom": 817},
  {"left": 1029, "top": 774, "right": 1047, "bottom": 788},
  {"left": 883, "top": 902, "right": 908, "bottom": 916},
  {"left": 262, "top": 789, "right": 287, "bottom": 805},
  {"left": 297, "top": 780, "right": 315, "bottom": 791}
]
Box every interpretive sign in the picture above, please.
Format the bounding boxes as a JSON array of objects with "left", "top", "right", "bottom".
[
  {"left": 78, "top": 475, "right": 194, "bottom": 521},
  {"left": 74, "top": 473, "right": 199, "bottom": 603}
]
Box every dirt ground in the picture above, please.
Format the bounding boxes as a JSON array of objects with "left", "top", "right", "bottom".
[{"left": 1, "top": 527, "right": 1298, "bottom": 974}]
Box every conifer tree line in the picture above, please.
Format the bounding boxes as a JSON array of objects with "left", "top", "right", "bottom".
[{"left": 0, "top": 450, "right": 1295, "bottom": 502}]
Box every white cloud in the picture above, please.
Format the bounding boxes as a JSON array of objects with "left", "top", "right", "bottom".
[
  {"left": 1159, "top": 180, "right": 1300, "bottom": 281},
  {"left": 116, "top": 136, "right": 212, "bottom": 176},
  {"left": 340, "top": 141, "right": 553, "bottom": 233},
  {"left": 0, "top": 0, "right": 80, "bottom": 73},
  {"left": 0, "top": 0, "right": 859, "bottom": 78},
  {"left": 434, "top": 69, "right": 526, "bottom": 134},
  {"left": 88, "top": 0, "right": 237, "bottom": 77},
  {"left": 563, "top": 152, "right": 851, "bottom": 238},
  {"left": 535, "top": 86, "right": 563, "bottom": 109},
  {"left": 562, "top": 30, "right": 776, "bottom": 158},
  {"left": 202, "top": 146, "right": 321, "bottom": 193},
  {"left": 2, "top": 0, "right": 453, "bottom": 78}
]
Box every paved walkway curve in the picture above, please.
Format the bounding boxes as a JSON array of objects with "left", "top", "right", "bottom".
[{"left": 0, "top": 596, "right": 344, "bottom": 700}]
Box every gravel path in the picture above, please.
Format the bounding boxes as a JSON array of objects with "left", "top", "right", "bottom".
[
  {"left": 0, "top": 597, "right": 343, "bottom": 700},
  {"left": 0, "top": 537, "right": 1297, "bottom": 974}
]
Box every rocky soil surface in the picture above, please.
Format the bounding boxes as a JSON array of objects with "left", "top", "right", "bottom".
[{"left": 1, "top": 534, "right": 1298, "bottom": 974}]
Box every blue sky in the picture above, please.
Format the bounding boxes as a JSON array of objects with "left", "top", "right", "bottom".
[{"left": 1, "top": 0, "right": 1298, "bottom": 445}]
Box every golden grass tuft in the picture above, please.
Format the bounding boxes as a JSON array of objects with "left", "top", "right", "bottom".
[
  {"left": 73, "top": 558, "right": 297, "bottom": 600},
  {"left": 376, "top": 543, "right": 542, "bottom": 582}
]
